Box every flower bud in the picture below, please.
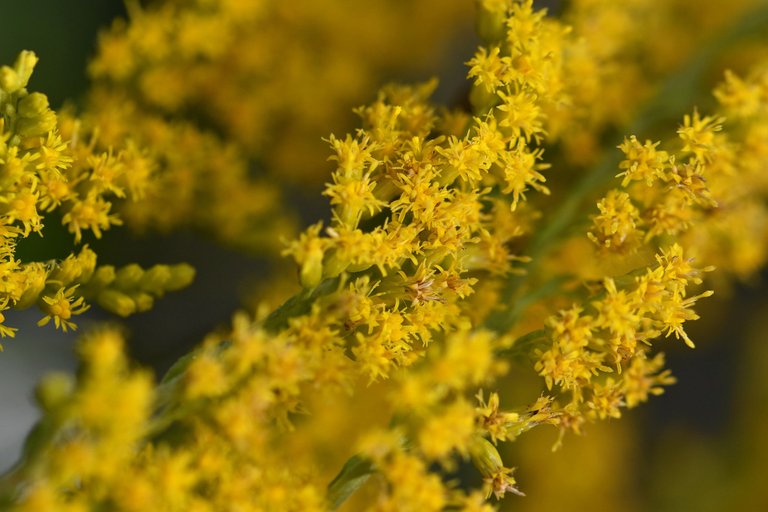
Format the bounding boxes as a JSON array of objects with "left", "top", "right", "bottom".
[
  {"left": 132, "top": 292, "right": 155, "bottom": 312},
  {"left": 166, "top": 263, "right": 195, "bottom": 291},
  {"left": 300, "top": 249, "right": 324, "bottom": 289},
  {"left": 13, "top": 51, "right": 38, "bottom": 90},
  {"left": 468, "top": 436, "right": 503, "bottom": 477},
  {"left": 15, "top": 264, "right": 48, "bottom": 310},
  {"left": 16, "top": 110, "right": 57, "bottom": 137},
  {"left": 140, "top": 265, "right": 172, "bottom": 295},
  {"left": 97, "top": 289, "right": 136, "bottom": 317},
  {"left": 114, "top": 263, "right": 145, "bottom": 290},
  {"left": 476, "top": 1, "right": 507, "bottom": 44},
  {"left": 18, "top": 92, "right": 49, "bottom": 118},
  {"left": 0, "top": 67, "right": 20, "bottom": 93},
  {"left": 89, "top": 265, "right": 116, "bottom": 289},
  {"left": 469, "top": 82, "right": 498, "bottom": 115}
]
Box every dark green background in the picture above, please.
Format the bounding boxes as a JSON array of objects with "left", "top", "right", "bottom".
[{"left": 0, "top": 1, "right": 126, "bottom": 107}]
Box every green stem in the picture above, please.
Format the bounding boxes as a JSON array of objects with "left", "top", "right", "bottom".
[
  {"left": 263, "top": 277, "right": 340, "bottom": 332},
  {"left": 496, "top": 328, "right": 548, "bottom": 361},
  {"left": 486, "top": 273, "right": 573, "bottom": 333}
]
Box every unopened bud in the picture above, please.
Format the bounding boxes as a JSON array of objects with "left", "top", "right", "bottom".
[
  {"left": 97, "top": 289, "right": 136, "bottom": 317},
  {"left": 16, "top": 110, "right": 57, "bottom": 137},
  {"left": 469, "top": 436, "right": 504, "bottom": 477},
  {"left": 89, "top": 265, "right": 116, "bottom": 289},
  {"left": 114, "top": 263, "right": 145, "bottom": 290},
  {"left": 470, "top": 82, "right": 498, "bottom": 116},
  {"left": 15, "top": 264, "right": 48, "bottom": 309},
  {"left": 13, "top": 51, "right": 38, "bottom": 90},
  {"left": 166, "top": 263, "right": 195, "bottom": 291},
  {"left": 0, "top": 67, "right": 20, "bottom": 93},
  {"left": 476, "top": 1, "right": 507, "bottom": 44},
  {"left": 300, "top": 251, "right": 323, "bottom": 289},
  {"left": 18, "top": 92, "right": 49, "bottom": 118},
  {"left": 140, "top": 265, "right": 171, "bottom": 295},
  {"left": 132, "top": 292, "right": 154, "bottom": 312}
]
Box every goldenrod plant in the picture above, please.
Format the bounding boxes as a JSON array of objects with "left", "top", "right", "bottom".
[
  {"left": 83, "top": 0, "right": 471, "bottom": 251},
  {"left": 0, "top": 50, "right": 194, "bottom": 344},
  {"left": 2, "top": 0, "right": 768, "bottom": 510}
]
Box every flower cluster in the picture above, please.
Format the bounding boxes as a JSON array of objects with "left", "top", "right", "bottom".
[
  {"left": 3, "top": 0, "right": 768, "bottom": 510},
  {"left": 0, "top": 52, "right": 193, "bottom": 344},
  {"left": 590, "top": 62, "right": 768, "bottom": 281},
  {"left": 82, "top": 0, "right": 471, "bottom": 251}
]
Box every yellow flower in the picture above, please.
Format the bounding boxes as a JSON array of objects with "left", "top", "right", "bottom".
[
  {"left": 37, "top": 286, "right": 90, "bottom": 332},
  {"left": 62, "top": 194, "right": 122, "bottom": 242},
  {"left": 500, "top": 138, "right": 550, "bottom": 210},
  {"left": 678, "top": 109, "right": 725, "bottom": 162},
  {"left": 467, "top": 46, "right": 512, "bottom": 93},
  {"left": 475, "top": 391, "right": 521, "bottom": 443},
  {"left": 0, "top": 300, "right": 17, "bottom": 341},
  {"left": 496, "top": 88, "right": 544, "bottom": 141},
  {"left": 588, "top": 190, "right": 644, "bottom": 253},
  {"left": 617, "top": 135, "right": 670, "bottom": 186}
]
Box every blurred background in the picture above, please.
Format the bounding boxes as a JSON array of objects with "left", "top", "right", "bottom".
[{"left": 1, "top": 1, "right": 767, "bottom": 510}]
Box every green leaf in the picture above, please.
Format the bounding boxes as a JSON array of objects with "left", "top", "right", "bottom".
[
  {"left": 263, "top": 277, "right": 340, "bottom": 332},
  {"left": 326, "top": 454, "right": 375, "bottom": 510}
]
